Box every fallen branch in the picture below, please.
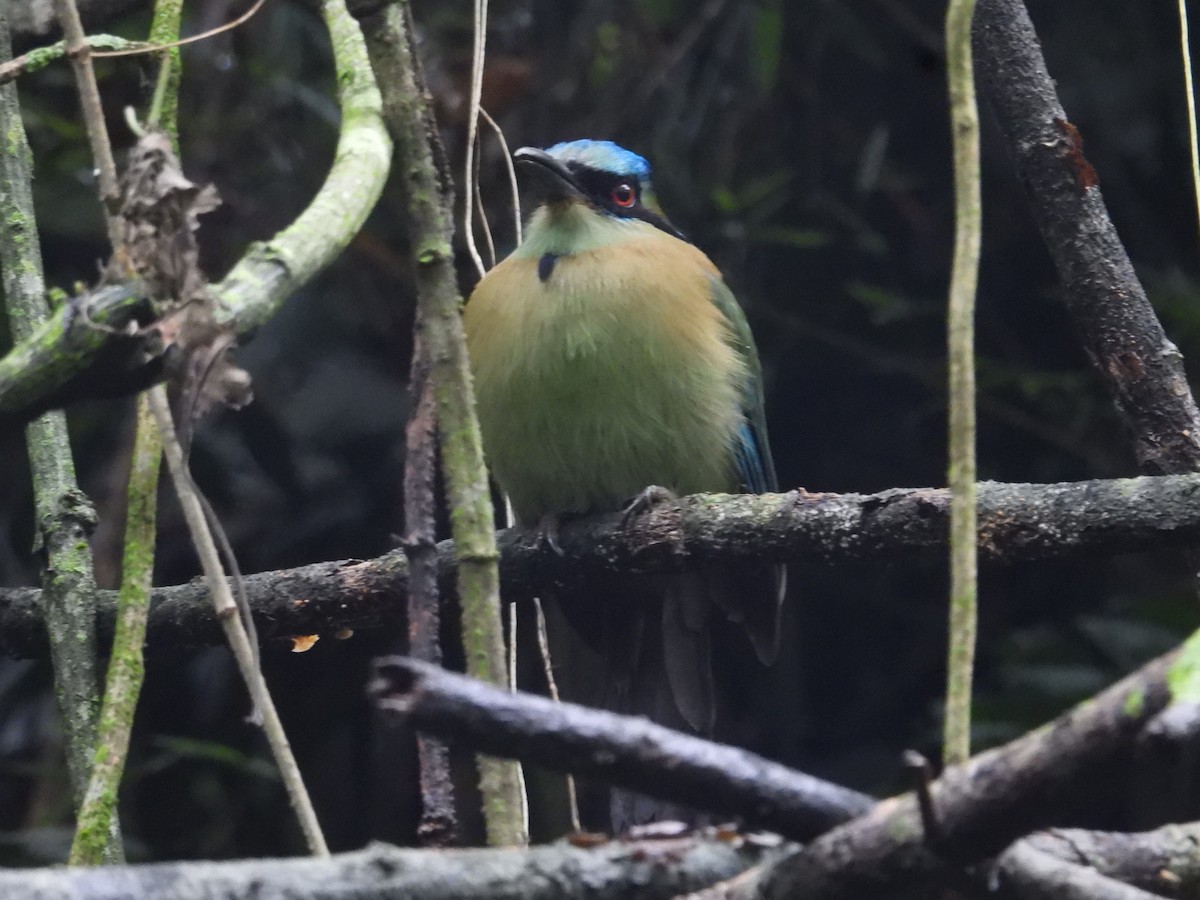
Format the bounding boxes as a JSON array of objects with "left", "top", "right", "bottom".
[
  {"left": 0, "top": 837, "right": 776, "bottom": 900},
  {"left": 753, "top": 646, "right": 1178, "bottom": 899},
  {"left": 995, "top": 823, "right": 1200, "bottom": 897},
  {"left": 2, "top": 474, "right": 1200, "bottom": 657},
  {"left": 993, "top": 839, "right": 1159, "bottom": 900},
  {"left": 371, "top": 657, "right": 875, "bottom": 840}
]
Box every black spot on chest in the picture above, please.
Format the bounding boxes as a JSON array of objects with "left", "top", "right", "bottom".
[{"left": 538, "top": 253, "right": 559, "bottom": 282}]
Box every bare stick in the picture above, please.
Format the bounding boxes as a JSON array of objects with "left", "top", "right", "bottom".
[
  {"left": 0, "top": 836, "right": 772, "bottom": 899},
  {"left": 994, "top": 839, "right": 1160, "bottom": 900},
  {"left": 535, "top": 598, "right": 581, "bottom": 832},
  {"left": 146, "top": 385, "right": 329, "bottom": 857},
  {"left": 461, "top": 0, "right": 489, "bottom": 276},
  {"left": 401, "top": 334, "right": 458, "bottom": 846},
  {"left": 52, "top": 0, "right": 121, "bottom": 246},
  {"left": 9, "top": 474, "right": 1200, "bottom": 659}
]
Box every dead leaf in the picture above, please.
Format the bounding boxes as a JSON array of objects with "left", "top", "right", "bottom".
[{"left": 290, "top": 635, "right": 320, "bottom": 653}]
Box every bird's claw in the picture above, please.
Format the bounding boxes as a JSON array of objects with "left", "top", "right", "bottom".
[
  {"left": 621, "top": 485, "right": 677, "bottom": 527},
  {"left": 537, "top": 513, "right": 565, "bottom": 557}
]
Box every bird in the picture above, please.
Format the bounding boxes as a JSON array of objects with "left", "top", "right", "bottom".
[{"left": 463, "top": 139, "right": 785, "bottom": 825}]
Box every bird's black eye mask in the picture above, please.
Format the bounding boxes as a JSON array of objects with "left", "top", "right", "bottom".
[{"left": 564, "top": 162, "right": 686, "bottom": 241}]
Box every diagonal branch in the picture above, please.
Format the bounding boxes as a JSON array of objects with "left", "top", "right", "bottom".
[
  {"left": 371, "top": 657, "right": 875, "bottom": 840},
  {"left": 754, "top": 643, "right": 1178, "bottom": 898},
  {"left": 974, "top": 0, "right": 1200, "bottom": 476}
]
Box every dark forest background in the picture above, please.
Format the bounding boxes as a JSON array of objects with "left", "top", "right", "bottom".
[{"left": 2, "top": 0, "right": 1198, "bottom": 861}]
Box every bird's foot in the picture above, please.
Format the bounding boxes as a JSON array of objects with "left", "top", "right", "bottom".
[
  {"left": 536, "top": 513, "right": 565, "bottom": 557},
  {"left": 621, "top": 485, "right": 678, "bottom": 527}
]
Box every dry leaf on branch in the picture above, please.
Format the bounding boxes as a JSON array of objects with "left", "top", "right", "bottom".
[{"left": 107, "top": 130, "right": 251, "bottom": 443}]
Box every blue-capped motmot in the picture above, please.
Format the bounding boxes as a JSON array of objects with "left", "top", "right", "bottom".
[{"left": 464, "top": 140, "right": 786, "bottom": 818}]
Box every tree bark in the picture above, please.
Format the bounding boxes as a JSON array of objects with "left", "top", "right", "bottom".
[
  {"left": 754, "top": 648, "right": 1174, "bottom": 898},
  {"left": 0, "top": 837, "right": 774, "bottom": 900},
  {"left": 1, "top": 475, "right": 1199, "bottom": 658},
  {"left": 974, "top": 0, "right": 1200, "bottom": 477},
  {"left": 372, "top": 657, "right": 875, "bottom": 841}
]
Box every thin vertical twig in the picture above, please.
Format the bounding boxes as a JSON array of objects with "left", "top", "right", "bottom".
[
  {"left": 146, "top": 385, "right": 329, "bottom": 857},
  {"left": 145, "top": 0, "right": 183, "bottom": 137},
  {"left": 507, "top": 601, "right": 530, "bottom": 836},
  {"left": 401, "top": 339, "right": 458, "bottom": 846},
  {"left": 943, "top": 0, "right": 982, "bottom": 768},
  {"left": 52, "top": 0, "right": 122, "bottom": 246},
  {"left": 1179, "top": 0, "right": 1200, "bottom": 243},
  {"left": 462, "top": 0, "right": 489, "bottom": 277},
  {"left": 479, "top": 108, "right": 522, "bottom": 245},
  {"left": 535, "top": 598, "right": 581, "bottom": 833},
  {"left": 0, "top": 7, "right": 120, "bottom": 862},
  {"left": 472, "top": 134, "right": 497, "bottom": 268}
]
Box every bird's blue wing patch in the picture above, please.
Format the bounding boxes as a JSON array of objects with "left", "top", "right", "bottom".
[
  {"left": 708, "top": 277, "right": 779, "bottom": 496},
  {"left": 734, "top": 422, "right": 770, "bottom": 494}
]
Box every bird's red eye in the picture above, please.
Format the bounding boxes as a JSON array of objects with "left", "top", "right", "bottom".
[{"left": 611, "top": 183, "right": 636, "bottom": 207}]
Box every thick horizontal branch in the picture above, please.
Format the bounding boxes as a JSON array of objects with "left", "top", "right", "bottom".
[
  {"left": 3, "top": 474, "right": 1200, "bottom": 657},
  {"left": 372, "top": 657, "right": 875, "bottom": 841},
  {"left": 0, "top": 836, "right": 773, "bottom": 899}
]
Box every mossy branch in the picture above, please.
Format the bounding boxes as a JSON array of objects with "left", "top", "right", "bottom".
[
  {"left": 943, "top": 0, "right": 981, "bottom": 768},
  {"left": 68, "top": 393, "right": 158, "bottom": 866},
  {"left": 359, "top": 1, "right": 527, "bottom": 847},
  {"left": 0, "top": 6, "right": 119, "bottom": 862},
  {"left": 0, "top": 34, "right": 152, "bottom": 85},
  {"left": 69, "top": 0, "right": 181, "bottom": 864},
  {"left": 0, "top": 0, "right": 393, "bottom": 430}
]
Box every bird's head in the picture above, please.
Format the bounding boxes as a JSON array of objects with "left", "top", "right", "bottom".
[{"left": 513, "top": 140, "right": 685, "bottom": 246}]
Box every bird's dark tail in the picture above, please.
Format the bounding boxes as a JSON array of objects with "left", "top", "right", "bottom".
[
  {"left": 550, "top": 563, "right": 785, "bottom": 832},
  {"left": 603, "top": 573, "right": 713, "bottom": 830}
]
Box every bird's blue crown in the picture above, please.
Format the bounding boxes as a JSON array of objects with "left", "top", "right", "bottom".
[{"left": 544, "top": 140, "right": 652, "bottom": 180}]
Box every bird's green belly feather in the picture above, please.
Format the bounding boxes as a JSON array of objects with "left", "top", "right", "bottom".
[{"left": 475, "top": 303, "right": 741, "bottom": 524}]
